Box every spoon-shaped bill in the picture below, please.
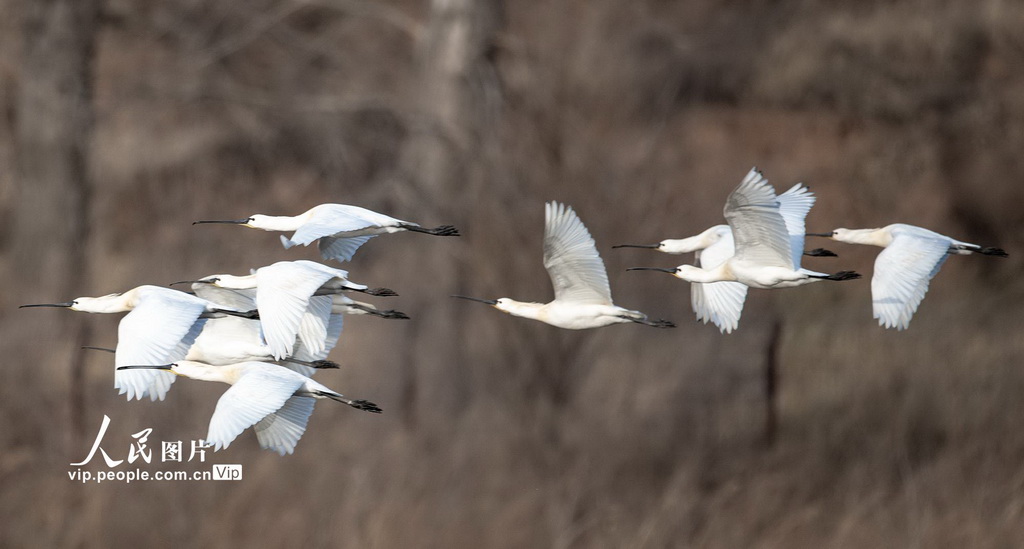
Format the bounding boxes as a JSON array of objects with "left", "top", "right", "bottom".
[
  {"left": 625, "top": 267, "right": 678, "bottom": 274},
  {"left": 612, "top": 243, "right": 660, "bottom": 249},
  {"left": 116, "top": 364, "right": 174, "bottom": 370},
  {"left": 193, "top": 219, "right": 250, "bottom": 225},
  {"left": 450, "top": 295, "right": 499, "bottom": 305}
]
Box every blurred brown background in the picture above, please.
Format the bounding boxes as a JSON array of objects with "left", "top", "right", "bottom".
[{"left": 2, "top": 0, "right": 1024, "bottom": 547}]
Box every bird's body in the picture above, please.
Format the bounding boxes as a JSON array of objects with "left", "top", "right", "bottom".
[
  {"left": 194, "top": 203, "right": 459, "bottom": 262},
  {"left": 628, "top": 168, "right": 860, "bottom": 330},
  {"left": 20, "top": 285, "right": 254, "bottom": 401},
  {"left": 453, "top": 201, "right": 674, "bottom": 329},
  {"left": 189, "top": 260, "right": 395, "bottom": 360},
  {"left": 117, "top": 360, "right": 380, "bottom": 455},
  {"left": 808, "top": 223, "right": 1008, "bottom": 329}
]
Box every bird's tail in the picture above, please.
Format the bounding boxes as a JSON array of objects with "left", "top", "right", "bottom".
[
  {"left": 316, "top": 390, "right": 383, "bottom": 413},
  {"left": 807, "top": 270, "right": 861, "bottom": 281},
  {"left": 398, "top": 223, "right": 460, "bottom": 236},
  {"left": 978, "top": 247, "right": 1009, "bottom": 257},
  {"left": 951, "top": 242, "right": 1009, "bottom": 257},
  {"left": 619, "top": 309, "right": 676, "bottom": 328}
]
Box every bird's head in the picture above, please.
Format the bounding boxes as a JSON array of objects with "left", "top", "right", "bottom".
[
  {"left": 20, "top": 292, "right": 124, "bottom": 313},
  {"left": 807, "top": 228, "right": 879, "bottom": 245},
  {"left": 169, "top": 276, "right": 221, "bottom": 288},
  {"left": 19, "top": 299, "right": 79, "bottom": 310},
  {"left": 452, "top": 294, "right": 525, "bottom": 313}
]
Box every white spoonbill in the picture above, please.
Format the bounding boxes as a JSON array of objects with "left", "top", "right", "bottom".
[
  {"left": 628, "top": 168, "right": 860, "bottom": 325},
  {"left": 20, "top": 286, "right": 257, "bottom": 401},
  {"left": 614, "top": 182, "right": 835, "bottom": 333},
  {"left": 194, "top": 203, "right": 460, "bottom": 263},
  {"left": 452, "top": 201, "right": 674, "bottom": 329},
  {"left": 179, "top": 260, "right": 396, "bottom": 360},
  {"left": 807, "top": 224, "right": 1008, "bottom": 329},
  {"left": 117, "top": 361, "right": 381, "bottom": 455}
]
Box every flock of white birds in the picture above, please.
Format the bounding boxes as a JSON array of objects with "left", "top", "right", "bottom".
[{"left": 21, "top": 167, "right": 1007, "bottom": 455}]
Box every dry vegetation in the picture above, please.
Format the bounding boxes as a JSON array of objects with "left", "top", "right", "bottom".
[{"left": 2, "top": 0, "right": 1024, "bottom": 547}]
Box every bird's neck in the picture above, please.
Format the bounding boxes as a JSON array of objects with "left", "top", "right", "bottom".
[
  {"left": 73, "top": 289, "right": 138, "bottom": 313},
  {"left": 675, "top": 263, "right": 731, "bottom": 283},
  {"left": 838, "top": 228, "right": 891, "bottom": 247},
  {"left": 497, "top": 300, "right": 546, "bottom": 320},
  {"left": 251, "top": 213, "right": 310, "bottom": 232},
  {"left": 215, "top": 274, "right": 258, "bottom": 290},
  {"left": 173, "top": 361, "right": 236, "bottom": 384},
  {"left": 661, "top": 225, "right": 729, "bottom": 254}
]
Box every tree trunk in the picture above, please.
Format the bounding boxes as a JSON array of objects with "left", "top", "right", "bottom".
[
  {"left": 11, "top": 0, "right": 99, "bottom": 453},
  {"left": 396, "top": 0, "right": 504, "bottom": 427}
]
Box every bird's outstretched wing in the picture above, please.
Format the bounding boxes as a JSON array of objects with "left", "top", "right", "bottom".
[
  {"left": 206, "top": 367, "right": 305, "bottom": 452},
  {"left": 776, "top": 183, "right": 816, "bottom": 268},
  {"left": 253, "top": 394, "right": 317, "bottom": 456},
  {"left": 296, "top": 295, "right": 332, "bottom": 357},
  {"left": 256, "top": 262, "right": 340, "bottom": 360},
  {"left": 315, "top": 235, "right": 377, "bottom": 263},
  {"left": 725, "top": 168, "right": 793, "bottom": 269},
  {"left": 543, "top": 202, "right": 612, "bottom": 305},
  {"left": 114, "top": 288, "right": 209, "bottom": 401},
  {"left": 871, "top": 230, "right": 950, "bottom": 330},
  {"left": 691, "top": 233, "right": 748, "bottom": 333}
]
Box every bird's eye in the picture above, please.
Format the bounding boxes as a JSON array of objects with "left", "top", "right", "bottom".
[{"left": 209, "top": 277, "right": 221, "bottom": 284}]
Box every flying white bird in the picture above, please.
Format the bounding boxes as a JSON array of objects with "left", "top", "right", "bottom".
[
  {"left": 117, "top": 361, "right": 381, "bottom": 455},
  {"left": 180, "top": 260, "right": 396, "bottom": 360},
  {"left": 20, "top": 285, "right": 256, "bottom": 401},
  {"left": 194, "top": 203, "right": 460, "bottom": 263},
  {"left": 628, "top": 168, "right": 860, "bottom": 327},
  {"left": 807, "top": 224, "right": 1008, "bottom": 329},
  {"left": 452, "top": 201, "right": 674, "bottom": 329},
  {"left": 615, "top": 183, "right": 836, "bottom": 333}
]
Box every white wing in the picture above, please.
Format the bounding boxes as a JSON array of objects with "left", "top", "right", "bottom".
[
  {"left": 776, "top": 183, "right": 816, "bottom": 268},
  {"left": 253, "top": 394, "right": 316, "bottom": 455},
  {"left": 157, "top": 316, "right": 208, "bottom": 398},
  {"left": 542, "top": 202, "right": 612, "bottom": 305},
  {"left": 296, "top": 295, "right": 332, "bottom": 356},
  {"left": 114, "top": 288, "right": 209, "bottom": 401},
  {"left": 285, "top": 313, "right": 345, "bottom": 376},
  {"left": 315, "top": 235, "right": 377, "bottom": 263},
  {"left": 205, "top": 366, "right": 305, "bottom": 452},
  {"left": 255, "top": 262, "right": 338, "bottom": 360},
  {"left": 724, "top": 168, "right": 793, "bottom": 269},
  {"left": 871, "top": 231, "right": 951, "bottom": 330},
  {"left": 690, "top": 232, "right": 748, "bottom": 333}
]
